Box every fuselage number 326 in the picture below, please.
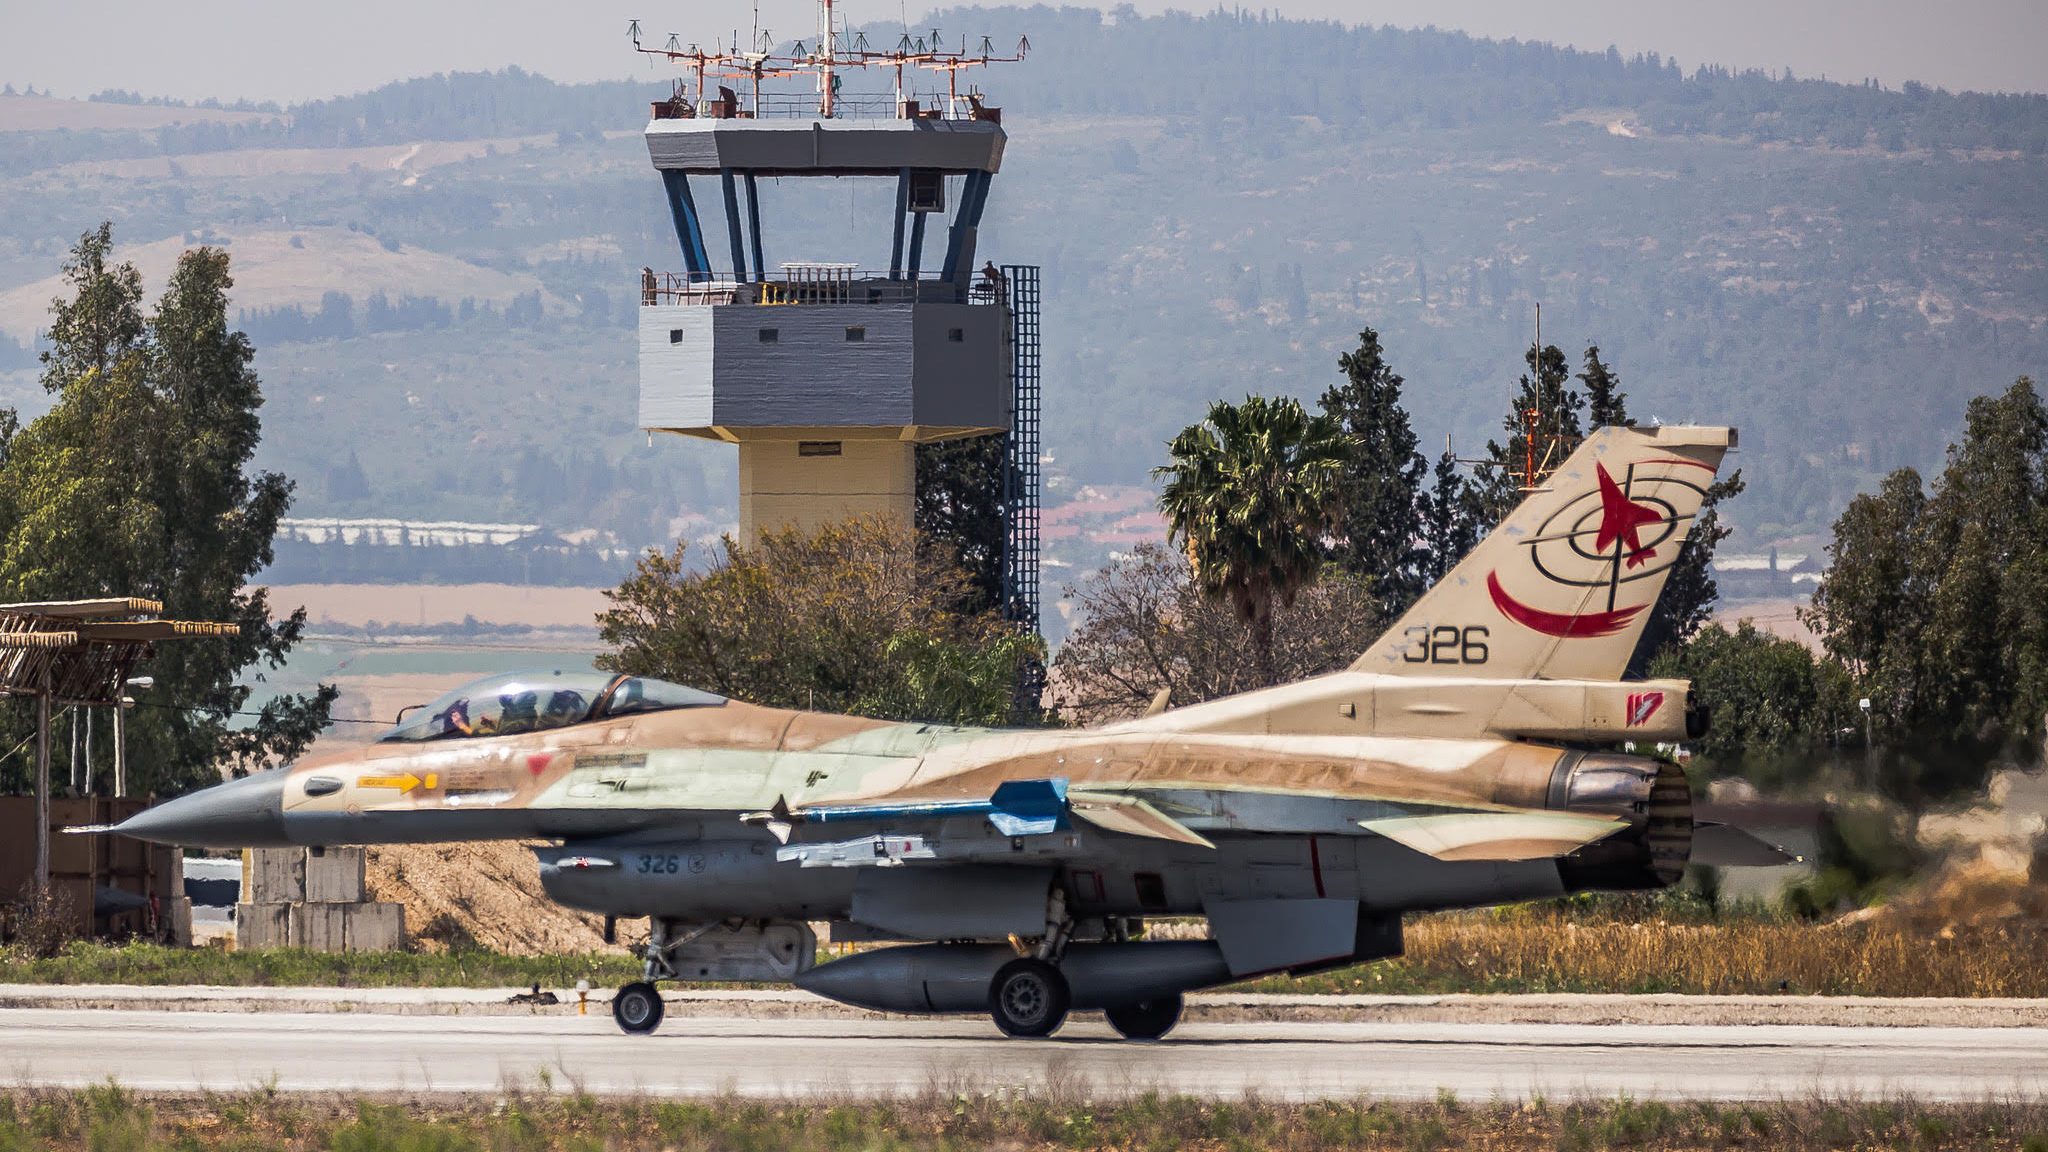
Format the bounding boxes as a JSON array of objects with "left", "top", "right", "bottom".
[{"left": 1401, "top": 625, "right": 1489, "bottom": 665}]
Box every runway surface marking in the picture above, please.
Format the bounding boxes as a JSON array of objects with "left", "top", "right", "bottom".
[{"left": 5, "top": 1009, "right": 2046, "bottom": 1101}]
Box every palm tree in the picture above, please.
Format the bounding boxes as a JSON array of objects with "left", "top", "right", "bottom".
[{"left": 1155, "top": 395, "right": 1352, "bottom": 687}]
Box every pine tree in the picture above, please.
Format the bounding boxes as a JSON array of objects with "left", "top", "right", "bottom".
[
  {"left": 914, "top": 434, "right": 1010, "bottom": 618},
  {"left": 1415, "top": 447, "right": 1478, "bottom": 583},
  {"left": 1470, "top": 343, "right": 1582, "bottom": 527},
  {"left": 1317, "top": 328, "right": 1426, "bottom": 611},
  {"left": 1579, "top": 344, "right": 1633, "bottom": 429}
]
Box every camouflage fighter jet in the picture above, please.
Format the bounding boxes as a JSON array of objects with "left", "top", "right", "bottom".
[{"left": 114, "top": 423, "right": 1782, "bottom": 1039}]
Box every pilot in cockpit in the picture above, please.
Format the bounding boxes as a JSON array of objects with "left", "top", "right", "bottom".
[
  {"left": 438, "top": 698, "right": 474, "bottom": 737},
  {"left": 540, "top": 689, "right": 588, "bottom": 731}
]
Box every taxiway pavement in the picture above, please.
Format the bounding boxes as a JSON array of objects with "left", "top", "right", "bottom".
[{"left": 5, "top": 1007, "right": 2046, "bottom": 1100}]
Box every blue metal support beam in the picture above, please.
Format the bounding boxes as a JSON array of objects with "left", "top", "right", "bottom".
[
  {"left": 906, "top": 210, "right": 928, "bottom": 280},
  {"left": 720, "top": 169, "right": 748, "bottom": 282},
  {"left": 940, "top": 170, "right": 994, "bottom": 286},
  {"left": 888, "top": 167, "right": 910, "bottom": 279},
  {"left": 744, "top": 173, "right": 765, "bottom": 282},
  {"left": 660, "top": 169, "right": 711, "bottom": 282}
]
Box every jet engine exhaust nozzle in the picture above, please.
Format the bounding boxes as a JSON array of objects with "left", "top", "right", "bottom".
[{"left": 1548, "top": 751, "right": 1692, "bottom": 891}]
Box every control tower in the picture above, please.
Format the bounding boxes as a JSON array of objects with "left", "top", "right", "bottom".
[{"left": 632, "top": 8, "right": 1037, "bottom": 588}]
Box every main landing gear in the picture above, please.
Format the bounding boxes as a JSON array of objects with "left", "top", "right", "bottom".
[
  {"left": 990, "top": 957, "right": 1069, "bottom": 1037},
  {"left": 983, "top": 895, "right": 1185, "bottom": 1041}
]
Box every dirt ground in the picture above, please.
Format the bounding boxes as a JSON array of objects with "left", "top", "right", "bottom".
[
  {"left": 365, "top": 841, "right": 624, "bottom": 957},
  {"left": 1714, "top": 596, "right": 1820, "bottom": 651}
]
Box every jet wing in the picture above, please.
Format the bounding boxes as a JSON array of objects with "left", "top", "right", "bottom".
[{"left": 1360, "top": 810, "right": 1627, "bottom": 862}]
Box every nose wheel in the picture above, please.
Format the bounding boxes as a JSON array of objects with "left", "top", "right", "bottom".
[
  {"left": 612, "top": 980, "right": 666, "bottom": 1034},
  {"left": 989, "top": 957, "right": 1070, "bottom": 1038}
]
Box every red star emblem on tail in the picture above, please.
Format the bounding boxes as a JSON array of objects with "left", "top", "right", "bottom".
[{"left": 1594, "top": 463, "right": 1663, "bottom": 569}]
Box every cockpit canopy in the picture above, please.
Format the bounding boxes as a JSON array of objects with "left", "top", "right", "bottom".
[{"left": 380, "top": 670, "right": 724, "bottom": 742}]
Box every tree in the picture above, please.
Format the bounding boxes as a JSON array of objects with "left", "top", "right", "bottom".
[
  {"left": 1051, "top": 542, "right": 1385, "bottom": 725},
  {"left": 596, "top": 518, "right": 1039, "bottom": 726},
  {"left": 1154, "top": 395, "right": 1351, "bottom": 686},
  {"left": 0, "top": 226, "right": 333, "bottom": 796},
  {"left": 1415, "top": 447, "right": 1479, "bottom": 584},
  {"left": 1804, "top": 378, "right": 2048, "bottom": 816},
  {"left": 1579, "top": 344, "right": 1633, "bottom": 430},
  {"left": 38, "top": 223, "right": 145, "bottom": 389},
  {"left": 1649, "top": 621, "right": 1851, "bottom": 793},
  {"left": 1317, "top": 328, "right": 1427, "bottom": 611},
  {"left": 1470, "top": 343, "right": 1583, "bottom": 527},
  {"left": 915, "top": 434, "right": 1008, "bottom": 617}
]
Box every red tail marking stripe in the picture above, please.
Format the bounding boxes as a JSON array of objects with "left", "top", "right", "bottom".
[{"left": 1487, "top": 571, "right": 1645, "bottom": 638}]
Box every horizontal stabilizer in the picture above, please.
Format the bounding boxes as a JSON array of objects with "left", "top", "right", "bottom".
[
  {"left": 1362, "top": 810, "right": 1625, "bottom": 862},
  {"left": 1068, "top": 791, "right": 1215, "bottom": 849},
  {"left": 1690, "top": 821, "right": 1801, "bottom": 866}
]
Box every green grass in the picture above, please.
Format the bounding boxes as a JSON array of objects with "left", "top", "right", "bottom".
[
  {"left": 2, "top": 941, "right": 641, "bottom": 988},
  {"left": 2, "top": 1086, "right": 2047, "bottom": 1151}
]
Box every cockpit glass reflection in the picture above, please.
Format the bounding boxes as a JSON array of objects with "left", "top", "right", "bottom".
[{"left": 380, "top": 671, "right": 724, "bottom": 742}]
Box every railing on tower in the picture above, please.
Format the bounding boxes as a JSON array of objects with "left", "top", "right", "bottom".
[{"left": 639, "top": 267, "right": 993, "bottom": 307}]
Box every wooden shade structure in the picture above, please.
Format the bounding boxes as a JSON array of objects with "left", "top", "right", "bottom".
[{"left": 0, "top": 598, "right": 239, "bottom": 893}]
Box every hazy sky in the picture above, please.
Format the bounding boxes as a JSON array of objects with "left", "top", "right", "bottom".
[{"left": 3, "top": 0, "right": 2044, "bottom": 104}]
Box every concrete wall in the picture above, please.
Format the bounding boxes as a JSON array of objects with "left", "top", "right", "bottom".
[
  {"left": 646, "top": 118, "right": 1005, "bottom": 176},
  {"left": 237, "top": 846, "right": 400, "bottom": 952},
  {"left": 738, "top": 439, "right": 915, "bottom": 541},
  {"left": 639, "top": 303, "right": 1007, "bottom": 434},
  {"left": 235, "top": 900, "right": 406, "bottom": 952}
]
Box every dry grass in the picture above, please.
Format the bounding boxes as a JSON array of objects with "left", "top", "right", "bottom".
[
  {"left": 1269, "top": 898, "right": 2048, "bottom": 998},
  {"left": 4, "top": 1085, "right": 2047, "bottom": 1151}
]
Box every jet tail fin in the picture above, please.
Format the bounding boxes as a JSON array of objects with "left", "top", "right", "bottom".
[{"left": 1354, "top": 425, "right": 1735, "bottom": 682}]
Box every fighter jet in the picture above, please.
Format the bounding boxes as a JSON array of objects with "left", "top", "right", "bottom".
[{"left": 114, "top": 424, "right": 1779, "bottom": 1039}]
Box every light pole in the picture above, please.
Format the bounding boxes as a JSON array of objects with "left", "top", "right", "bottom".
[
  {"left": 1859, "top": 696, "right": 1874, "bottom": 791},
  {"left": 113, "top": 675, "right": 154, "bottom": 799}
]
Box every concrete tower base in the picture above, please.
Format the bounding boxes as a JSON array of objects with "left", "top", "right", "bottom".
[{"left": 738, "top": 437, "right": 915, "bottom": 543}]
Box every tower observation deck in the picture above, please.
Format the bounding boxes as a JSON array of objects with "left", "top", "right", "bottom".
[{"left": 633, "top": 9, "right": 1037, "bottom": 620}]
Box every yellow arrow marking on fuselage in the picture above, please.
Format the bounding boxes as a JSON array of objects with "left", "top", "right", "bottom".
[{"left": 357, "top": 772, "right": 424, "bottom": 793}]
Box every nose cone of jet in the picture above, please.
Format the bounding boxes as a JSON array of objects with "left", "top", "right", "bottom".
[{"left": 114, "top": 769, "right": 292, "bottom": 847}]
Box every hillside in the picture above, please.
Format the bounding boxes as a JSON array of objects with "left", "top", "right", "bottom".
[{"left": 1, "top": 8, "right": 2043, "bottom": 583}]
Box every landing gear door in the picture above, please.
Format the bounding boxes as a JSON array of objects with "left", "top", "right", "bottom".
[{"left": 1202, "top": 897, "right": 1360, "bottom": 977}]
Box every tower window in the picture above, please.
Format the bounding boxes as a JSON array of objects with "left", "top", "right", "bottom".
[
  {"left": 947, "top": 328, "right": 965, "bottom": 343},
  {"left": 668, "top": 329, "right": 685, "bottom": 344},
  {"left": 844, "top": 326, "right": 866, "bottom": 343},
  {"left": 758, "top": 328, "right": 779, "bottom": 344}
]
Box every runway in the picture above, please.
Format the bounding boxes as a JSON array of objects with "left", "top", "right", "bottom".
[{"left": 6, "top": 1008, "right": 2048, "bottom": 1100}]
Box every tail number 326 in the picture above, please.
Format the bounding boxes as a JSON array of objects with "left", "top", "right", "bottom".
[{"left": 1401, "top": 625, "right": 1489, "bottom": 665}]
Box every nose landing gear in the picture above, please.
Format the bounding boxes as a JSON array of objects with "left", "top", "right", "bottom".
[
  {"left": 612, "top": 916, "right": 711, "bottom": 1036},
  {"left": 612, "top": 980, "right": 665, "bottom": 1034}
]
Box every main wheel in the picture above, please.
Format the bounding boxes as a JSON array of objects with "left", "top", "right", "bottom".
[
  {"left": 989, "top": 957, "right": 1070, "bottom": 1038},
  {"left": 1105, "top": 993, "right": 1183, "bottom": 1041},
  {"left": 612, "top": 981, "right": 665, "bottom": 1035}
]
